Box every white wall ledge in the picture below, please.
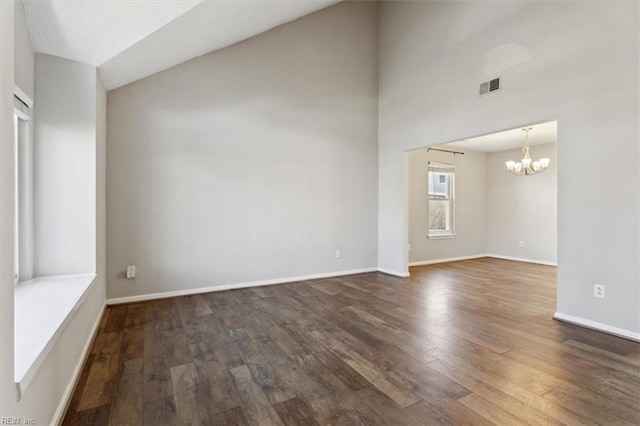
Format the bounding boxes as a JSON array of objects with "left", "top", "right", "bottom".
[{"left": 14, "top": 273, "right": 96, "bottom": 400}]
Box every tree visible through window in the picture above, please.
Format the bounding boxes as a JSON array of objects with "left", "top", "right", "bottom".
[{"left": 428, "top": 162, "right": 455, "bottom": 238}]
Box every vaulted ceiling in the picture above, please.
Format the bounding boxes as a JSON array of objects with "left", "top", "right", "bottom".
[{"left": 22, "top": 0, "right": 340, "bottom": 90}]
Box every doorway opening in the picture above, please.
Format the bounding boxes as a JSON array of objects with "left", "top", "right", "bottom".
[{"left": 406, "top": 120, "right": 558, "bottom": 269}]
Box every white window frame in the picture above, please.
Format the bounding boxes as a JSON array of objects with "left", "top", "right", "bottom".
[
  {"left": 427, "top": 162, "right": 456, "bottom": 239},
  {"left": 13, "top": 87, "right": 34, "bottom": 284}
]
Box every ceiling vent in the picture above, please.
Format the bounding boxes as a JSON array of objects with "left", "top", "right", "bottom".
[{"left": 479, "top": 77, "right": 501, "bottom": 96}]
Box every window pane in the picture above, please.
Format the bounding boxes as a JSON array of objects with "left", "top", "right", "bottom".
[
  {"left": 428, "top": 171, "right": 451, "bottom": 200},
  {"left": 429, "top": 199, "right": 450, "bottom": 231},
  {"left": 14, "top": 115, "right": 19, "bottom": 282},
  {"left": 427, "top": 163, "right": 454, "bottom": 237}
]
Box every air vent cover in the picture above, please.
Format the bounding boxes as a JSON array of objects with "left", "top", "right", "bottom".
[{"left": 479, "top": 77, "right": 501, "bottom": 95}]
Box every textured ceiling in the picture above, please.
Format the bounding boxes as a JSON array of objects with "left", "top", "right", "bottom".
[
  {"left": 442, "top": 121, "right": 557, "bottom": 153},
  {"left": 21, "top": 0, "right": 341, "bottom": 91},
  {"left": 22, "top": 0, "right": 203, "bottom": 66},
  {"left": 100, "top": 0, "right": 340, "bottom": 90}
]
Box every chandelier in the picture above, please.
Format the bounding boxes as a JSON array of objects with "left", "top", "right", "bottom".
[{"left": 505, "top": 127, "right": 550, "bottom": 176}]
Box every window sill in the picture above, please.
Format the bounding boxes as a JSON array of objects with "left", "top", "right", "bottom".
[
  {"left": 14, "top": 273, "right": 96, "bottom": 400},
  {"left": 428, "top": 233, "right": 457, "bottom": 240}
]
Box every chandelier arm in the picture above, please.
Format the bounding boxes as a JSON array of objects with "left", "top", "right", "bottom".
[{"left": 505, "top": 128, "right": 547, "bottom": 176}]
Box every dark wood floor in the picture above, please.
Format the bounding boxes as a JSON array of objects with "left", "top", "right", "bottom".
[{"left": 62, "top": 258, "right": 640, "bottom": 425}]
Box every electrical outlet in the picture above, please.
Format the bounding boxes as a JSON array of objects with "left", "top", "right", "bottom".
[
  {"left": 594, "top": 284, "right": 605, "bottom": 298},
  {"left": 408, "top": 244, "right": 411, "bottom": 252},
  {"left": 335, "top": 249, "right": 341, "bottom": 259},
  {"left": 126, "top": 265, "right": 136, "bottom": 279},
  {"left": 518, "top": 241, "right": 524, "bottom": 248}
]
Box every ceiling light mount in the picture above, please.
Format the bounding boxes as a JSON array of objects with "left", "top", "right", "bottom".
[{"left": 505, "top": 127, "right": 550, "bottom": 176}]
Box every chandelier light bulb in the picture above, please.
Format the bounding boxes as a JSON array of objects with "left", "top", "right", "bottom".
[{"left": 505, "top": 127, "right": 550, "bottom": 176}]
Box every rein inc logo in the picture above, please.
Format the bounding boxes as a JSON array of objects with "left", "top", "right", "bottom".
[{"left": 1, "top": 418, "right": 35, "bottom": 425}]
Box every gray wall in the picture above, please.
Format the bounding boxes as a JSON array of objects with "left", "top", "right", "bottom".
[
  {"left": 14, "top": 0, "right": 33, "bottom": 99},
  {"left": 107, "top": 2, "right": 379, "bottom": 299},
  {"left": 408, "top": 147, "right": 487, "bottom": 263},
  {"left": 487, "top": 143, "right": 557, "bottom": 263},
  {"left": 378, "top": 1, "right": 639, "bottom": 335},
  {"left": 34, "top": 54, "right": 96, "bottom": 276}
]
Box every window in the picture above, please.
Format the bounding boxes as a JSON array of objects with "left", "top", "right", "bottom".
[
  {"left": 428, "top": 162, "right": 455, "bottom": 238},
  {"left": 13, "top": 92, "right": 33, "bottom": 284},
  {"left": 13, "top": 114, "right": 20, "bottom": 283}
]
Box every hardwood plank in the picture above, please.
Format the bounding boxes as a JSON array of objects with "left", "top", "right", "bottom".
[
  {"left": 272, "top": 397, "right": 319, "bottom": 426},
  {"left": 572, "top": 357, "right": 640, "bottom": 399},
  {"left": 503, "top": 348, "right": 640, "bottom": 409},
  {"left": 258, "top": 345, "right": 353, "bottom": 424},
  {"left": 227, "top": 328, "right": 296, "bottom": 404},
  {"left": 77, "top": 379, "right": 116, "bottom": 411},
  {"left": 228, "top": 365, "right": 285, "bottom": 426},
  {"left": 170, "top": 362, "right": 209, "bottom": 425},
  {"left": 563, "top": 339, "right": 640, "bottom": 375},
  {"left": 309, "top": 329, "right": 421, "bottom": 408},
  {"left": 143, "top": 397, "right": 177, "bottom": 426},
  {"left": 192, "top": 355, "right": 241, "bottom": 415},
  {"left": 103, "top": 305, "right": 128, "bottom": 333},
  {"left": 143, "top": 327, "right": 173, "bottom": 402},
  {"left": 124, "top": 304, "right": 146, "bottom": 330},
  {"left": 412, "top": 396, "right": 494, "bottom": 426},
  {"left": 428, "top": 353, "right": 593, "bottom": 425},
  {"left": 311, "top": 347, "right": 370, "bottom": 392},
  {"left": 63, "top": 353, "right": 96, "bottom": 425},
  {"left": 211, "top": 406, "right": 250, "bottom": 426},
  {"left": 190, "top": 294, "right": 213, "bottom": 316},
  {"left": 176, "top": 296, "right": 211, "bottom": 343},
  {"left": 85, "top": 351, "right": 121, "bottom": 384},
  {"left": 198, "top": 314, "right": 245, "bottom": 369},
  {"left": 292, "top": 352, "right": 379, "bottom": 424},
  {"left": 120, "top": 327, "right": 144, "bottom": 362},
  {"left": 459, "top": 393, "right": 526, "bottom": 425},
  {"left": 542, "top": 388, "right": 635, "bottom": 425},
  {"left": 356, "top": 386, "right": 448, "bottom": 426},
  {"left": 251, "top": 286, "right": 271, "bottom": 299},
  {"left": 160, "top": 326, "right": 192, "bottom": 367},
  {"left": 430, "top": 345, "right": 553, "bottom": 396},
  {"left": 76, "top": 404, "right": 111, "bottom": 426},
  {"left": 438, "top": 345, "right": 640, "bottom": 423},
  {"left": 98, "top": 309, "right": 111, "bottom": 332},
  {"left": 108, "top": 358, "right": 144, "bottom": 425},
  {"left": 427, "top": 360, "right": 564, "bottom": 426}
]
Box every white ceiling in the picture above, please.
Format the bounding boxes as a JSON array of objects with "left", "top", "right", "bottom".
[
  {"left": 21, "top": 0, "right": 340, "bottom": 91},
  {"left": 22, "top": 0, "right": 203, "bottom": 67},
  {"left": 442, "top": 121, "right": 557, "bottom": 153},
  {"left": 99, "top": 0, "right": 341, "bottom": 90}
]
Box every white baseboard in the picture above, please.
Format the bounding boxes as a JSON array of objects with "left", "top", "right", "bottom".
[
  {"left": 377, "top": 268, "right": 410, "bottom": 278},
  {"left": 486, "top": 254, "right": 557, "bottom": 266},
  {"left": 107, "top": 267, "right": 378, "bottom": 305},
  {"left": 409, "top": 254, "right": 486, "bottom": 267},
  {"left": 553, "top": 312, "right": 640, "bottom": 342},
  {"left": 52, "top": 303, "right": 106, "bottom": 426}
]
